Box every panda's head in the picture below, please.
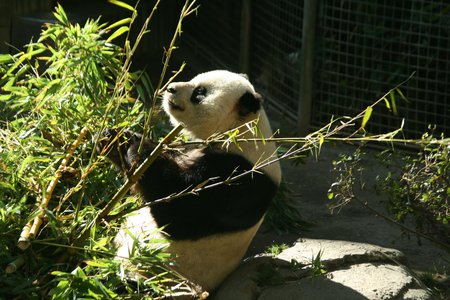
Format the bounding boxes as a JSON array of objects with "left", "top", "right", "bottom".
[{"left": 163, "top": 70, "right": 263, "bottom": 139}]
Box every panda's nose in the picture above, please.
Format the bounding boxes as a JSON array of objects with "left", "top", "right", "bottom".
[{"left": 167, "top": 84, "right": 177, "bottom": 94}]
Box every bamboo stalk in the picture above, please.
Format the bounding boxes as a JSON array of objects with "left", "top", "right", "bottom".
[
  {"left": 17, "top": 222, "right": 32, "bottom": 250},
  {"left": 17, "top": 127, "right": 89, "bottom": 249},
  {"left": 5, "top": 256, "right": 25, "bottom": 274}
]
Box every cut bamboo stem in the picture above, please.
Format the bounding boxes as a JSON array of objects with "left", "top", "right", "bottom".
[
  {"left": 5, "top": 256, "right": 25, "bottom": 274},
  {"left": 17, "top": 127, "right": 89, "bottom": 249},
  {"left": 17, "top": 222, "right": 32, "bottom": 250}
]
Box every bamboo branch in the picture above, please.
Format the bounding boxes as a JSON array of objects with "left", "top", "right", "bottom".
[
  {"left": 169, "top": 135, "right": 450, "bottom": 147},
  {"left": 353, "top": 196, "right": 450, "bottom": 251},
  {"left": 63, "top": 124, "right": 183, "bottom": 259},
  {"left": 140, "top": 0, "right": 198, "bottom": 152},
  {"left": 108, "top": 77, "right": 446, "bottom": 219},
  {"left": 17, "top": 127, "right": 89, "bottom": 250}
]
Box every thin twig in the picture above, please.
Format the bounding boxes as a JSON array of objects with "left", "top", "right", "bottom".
[
  {"left": 353, "top": 196, "right": 450, "bottom": 251},
  {"left": 140, "top": 0, "right": 198, "bottom": 153},
  {"left": 108, "top": 76, "right": 438, "bottom": 220}
]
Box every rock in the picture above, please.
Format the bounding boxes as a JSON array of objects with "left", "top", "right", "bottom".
[
  {"left": 211, "top": 239, "right": 432, "bottom": 300},
  {"left": 277, "top": 239, "right": 406, "bottom": 267}
]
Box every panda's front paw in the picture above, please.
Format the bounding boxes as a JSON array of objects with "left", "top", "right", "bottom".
[
  {"left": 97, "top": 128, "right": 117, "bottom": 154},
  {"left": 96, "top": 128, "right": 130, "bottom": 170},
  {"left": 97, "top": 129, "right": 147, "bottom": 174}
]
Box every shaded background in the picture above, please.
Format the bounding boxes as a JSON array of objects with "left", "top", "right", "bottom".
[{"left": 2, "top": 0, "right": 449, "bottom": 138}]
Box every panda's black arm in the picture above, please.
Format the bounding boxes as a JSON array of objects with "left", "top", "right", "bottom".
[
  {"left": 98, "top": 129, "right": 175, "bottom": 174},
  {"left": 138, "top": 149, "right": 279, "bottom": 240},
  {"left": 99, "top": 129, "right": 279, "bottom": 239}
]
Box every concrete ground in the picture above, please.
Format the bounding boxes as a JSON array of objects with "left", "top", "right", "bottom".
[{"left": 249, "top": 143, "right": 449, "bottom": 296}]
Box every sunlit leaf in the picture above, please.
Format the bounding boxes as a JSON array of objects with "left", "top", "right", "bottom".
[
  {"left": 383, "top": 96, "right": 391, "bottom": 111},
  {"left": 361, "top": 106, "right": 373, "bottom": 130},
  {"left": 0, "top": 54, "right": 13, "bottom": 64},
  {"left": 108, "top": 0, "right": 136, "bottom": 12},
  {"left": 389, "top": 90, "right": 398, "bottom": 115},
  {"left": 6, "top": 48, "right": 46, "bottom": 77},
  {"left": 319, "top": 134, "right": 324, "bottom": 148},
  {"left": 106, "top": 18, "right": 132, "bottom": 31},
  {"left": 53, "top": 4, "right": 70, "bottom": 26},
  {"left": 106, "top": 26, "right": 129, "bottom": 42}
]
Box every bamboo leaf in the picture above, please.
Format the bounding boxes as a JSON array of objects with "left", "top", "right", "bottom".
[
  {"left": 389, "top": 90, "right": 398, "bottom": 115},
  {"left": 194, "top": 179, "right": 212, "bottom": 190},
  {"left": 5, "top": 48, "right": 45, "bottom": 77},
  {"left": 0, "top": 181, "right": 16, "bottom": 192},
  {"left": 0, "top": 54, "right": 13, "bottom": 64},
  {"left": 361, "top": 106, "right": 373, "bottom": 130},
  {"left": 319, "top": 134, "right": 324, "bottom": 149},
  {"left": 18, "top": 156, "right": 51, "bottom": 178},
  {"left": 108, "top": 0, "right": 136, "bottom": 12},
  {"left": 395, "top": 88, "right": 408, "bottom": 103},
  {"left": 84, "top": 260, "right": 108, "bottom": 268},
  {"left": 53, "top": 4, "right": 69, "bottom": 26},
  {"left": 105, "top": 18, "right": 132, "bottom": 31},
  {"left": 383, "top": 96, "right": 391, "bottom": 111},
  {"left": 106, "top": 26, "right": 129, "bottom": 42}
]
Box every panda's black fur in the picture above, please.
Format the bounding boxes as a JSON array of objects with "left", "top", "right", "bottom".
[
  {"left": 102, "top": 131, "right": 278, "bottom": 241},
  {"left": 99, "top": 70, "right": 281, "bottom": 294}
]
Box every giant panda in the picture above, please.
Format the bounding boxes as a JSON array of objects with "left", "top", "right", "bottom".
[{"left": 99, "top": 70, "right": 282, "bottom": 295}]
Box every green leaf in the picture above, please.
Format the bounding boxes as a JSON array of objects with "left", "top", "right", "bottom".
[
  {"left": 106, "top": 26, "right": 129, "bottom": 42},
  {"left": 5, "top": 48, "right": 45, "bottom": 77},
  {"left": 53, "top": 4, "right": 70, "bottom": 26},
  {"left": 106, "top": 18, "right": 132, "bottom": 31},
  {"left": 389, "top": 90, "right": 398, "bottom": 115},
  {"left": 319, "top": 134, "right": 324, "bottom": 148},
  {"left": 327, "top": 191, "right": 334, "bottom": 200},
  {"left": 0, "top": 54, "right": 13, "bottom": 64},
  {"left": 361, "top": 106, "right": 373, "bottom": 130},
  {"left": 383, "top": 96, "right": 391, "bottom": 111},
  {"left": 395, "top": 88, "right": 408, "bottom": 102},
  {"left": 51, "top": 271, "right": 69, "bottom": 276},
  {"left": 0, "top": 181, "right": 16, "bottom": 192},
  {"left": 84, "top": 260, "right": 108, "bottom": 268},
  {"left": 108, "top": 0, "right": 136, "bottom": 12}
]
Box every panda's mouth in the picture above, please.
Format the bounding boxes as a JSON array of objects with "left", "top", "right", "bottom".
[{"left": 168, "top": 100, "right": 185, "bottom": 111}]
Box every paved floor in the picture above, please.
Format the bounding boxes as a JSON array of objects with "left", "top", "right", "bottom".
[{"left": 250, "top": 143, "right": 449, "bottom": 282}]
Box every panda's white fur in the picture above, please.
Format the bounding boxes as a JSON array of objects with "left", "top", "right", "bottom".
[
  {"left": 163, "top": 70, "right": 281, "bottom": 184},
  {"left": 110, "top": 70, "right": 281, "bottom": 294}
]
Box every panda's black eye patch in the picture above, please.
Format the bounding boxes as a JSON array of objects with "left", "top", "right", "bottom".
[{"left": 191, "top": 86, "right": 207, "bottom": 104}]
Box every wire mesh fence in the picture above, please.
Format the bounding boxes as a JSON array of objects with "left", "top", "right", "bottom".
[
  {"left": 248, "top": 0, "right": 303, "bottom": 118},
  {"left": 315, "top": 0, "right": 450, "bottom": 138},
  {"left": 182, "top": 0, "right": 242, "bottom": 71},
  {"left": 181, "top": 0, "right": 450, "bottom": 138}
]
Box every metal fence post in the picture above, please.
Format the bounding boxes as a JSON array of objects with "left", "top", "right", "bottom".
[{"left": 297, "top": 0, "right": 317, "bottom": 135}]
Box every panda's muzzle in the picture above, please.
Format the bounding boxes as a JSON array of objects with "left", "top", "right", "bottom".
[
  {"left": 168, "top": 100, "right": 185, "bottom": 111},
  {"left": 165, "top": 83, "right": 188, "bottom": 111},
  {"left": 165, "top": 92, "right": 185, "bottom": 111}
]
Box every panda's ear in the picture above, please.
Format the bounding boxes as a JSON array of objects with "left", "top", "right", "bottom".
[{"left": 238, "top": 92, "right": 262, "bottom": 117}]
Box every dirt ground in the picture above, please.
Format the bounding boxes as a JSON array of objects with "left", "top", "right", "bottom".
[{"left": 248, "top": 143, "right": 449, "bottom": 293}]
